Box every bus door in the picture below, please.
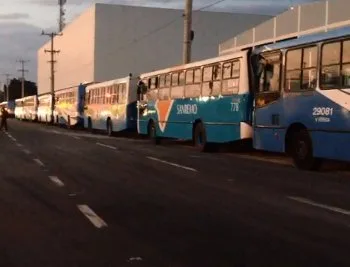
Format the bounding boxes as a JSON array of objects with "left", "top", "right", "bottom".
[{"left": 252, "top": 51, "right": 285, "bottom": 152}]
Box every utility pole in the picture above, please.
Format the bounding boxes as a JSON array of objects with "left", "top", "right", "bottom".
[
  {"left": 2, "top": 73, "right": 11, "bottom": 101},
  {"left": 41, "top": 30, "right": 62, "bottom": 123},
  {"left": 5, "top": 74, "right": 11, "bottom": 101},
  {"left": 59, "top": 0, "right": 66, "bottom": 32},
  {"left": 183, "top": 0, "right": 193, "bottom": 64},
  {"left": 17, "top": 60, "right": 29, "bottom": 98}
]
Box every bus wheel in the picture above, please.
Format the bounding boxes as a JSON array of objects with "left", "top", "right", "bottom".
[
  {"left": 194, "top": 122, "right": 207, "bottom": 152},
  {"left": 88, "top": 118, "right": 93, "bottom": 133},
  {"left": 107, "top": 119, "right": 113, "bottom": 136},
  {"left": 290, "top": 129, "right": 322, "bottom": 170},
  {"left": 148, "top": 122, "right": 160, "bottom": 145}
]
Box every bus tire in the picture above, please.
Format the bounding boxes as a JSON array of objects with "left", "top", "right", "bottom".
[
  {"left": 88, "top": 118, "right": 93, "bottom": 133},
  {"left": 107, "top": 119, "right": 113, "bottom": 136},
  {"left": 148, "top": 121, "right": 160, "bottom": 145},
  {"left": 290, "top": 129, "right": 322, "bottom": 171},
  {"left": 194, "top": 122, "right": 207, "bottom": 152}
]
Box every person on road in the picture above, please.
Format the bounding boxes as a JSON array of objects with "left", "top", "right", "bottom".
[{"left": 0, "top": 107, "right": 9, "bottom": 132}]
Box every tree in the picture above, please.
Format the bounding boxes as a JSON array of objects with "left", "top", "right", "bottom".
[
  {"left": 7, "top": 78, "right": 37, "bottom": 100},
  {"left": 0, "top": 89, "right": 4, "bottom": 102}
]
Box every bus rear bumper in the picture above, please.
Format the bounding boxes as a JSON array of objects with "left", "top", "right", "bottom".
[{"left": 240, "top": 122, "right": 253, "bottom": 139}]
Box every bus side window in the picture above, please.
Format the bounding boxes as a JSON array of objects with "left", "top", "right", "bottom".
[
  {"left": 258, "top": 53, "right": 281, "bottom": 93},
  {"left": 171, "top": 72, "right": 185, "bottom": 99},
  {"left": 321, "top": 41, "right": 341, "bottom": 89},
  {"left": 285, "top": 46, "right": 317, "bottom": 91},
  {"left": 202, "top": 65, "right": 213, "bottom": 96},
  {"left": 222, "top": 61, "right": 240, "bottom": 95},
  {"left": 159, "top": 75, "right": 166, "bottom": 88},
  {"left": 211, "top": 64, "right": 222, "bottom": 96},
  {"left": 147, "top": 77, "right": 159, "bottom": 101},
  {"left": 165, "top": 74, "right": 171, "bottom": 87}
]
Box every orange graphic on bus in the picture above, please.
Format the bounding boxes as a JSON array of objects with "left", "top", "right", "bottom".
[{"left": 155, "top": 100, "right": 174, "bottom": 132}]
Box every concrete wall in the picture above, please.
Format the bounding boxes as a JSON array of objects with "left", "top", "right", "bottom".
[
  {"left": 94, "top": 4, "right": 271, "bottom": 82},
  {"left": 37, "top": 6, "right": 96, "bottom": 94},
  {"left": 219, "top": 0, "right": 350, "bottom": 56}
]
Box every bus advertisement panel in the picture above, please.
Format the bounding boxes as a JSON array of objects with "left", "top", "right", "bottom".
[
  {"left": 54, "top": 84, "right": 86, "bottom": 127},
  {"left": 137, "top": 51, "right": 252, "bottom": 150},
  {"left": 251, "top": 26, "right": 350, "bottom": 170},
  {"left": 37, "top": 93, "right": 53, "bottom": 123},
  {"left": 84, "top": 75, "right": 138, "bottom": 135}
]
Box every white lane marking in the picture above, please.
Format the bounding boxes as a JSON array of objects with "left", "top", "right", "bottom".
[
  {"left": 33, "top": 158, "right": 45, "bottom": 167},
  {"left": 23, "top": 149, "right": 31, "bottom": 155},
  {"left": 77, "top": 204, "right": 108, "bottom": 229},
  {"left": 49, "top": 176, "right": 65, "bottom": 187},
  {"left": 288, "top": 196, "right": 350, "bottom": 216},
  {"left": 73, "top": 136, "right": 81, "bottom": 140},
  {"left": 229, "top": 154, "right": 290, "bottom": 165},
  {"left": 147, "top": 156, "right": 198, "bottom": 172},
  {"left": 16, "top": 143, "right": 23, "bottom": 147},
  {"left": 96, "top": 142, "right": 117, "bottom": 150},
  {"left": 128, "top": 257, "right": 143, "bottom": 262}
]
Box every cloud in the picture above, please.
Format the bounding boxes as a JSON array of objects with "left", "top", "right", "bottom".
[
  {"left": 0, "top": 22, "right": 54, "bottom": 82},
  {"left": 27, "top": 0, "right": 91, "bottom": 6},
  {"left": 0, "top": 13, "right": 30, "bottom": 20}
]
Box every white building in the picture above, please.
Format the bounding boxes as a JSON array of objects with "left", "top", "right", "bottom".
[{"left": 37, "top": 3, "right": 270, "bottom": 94}]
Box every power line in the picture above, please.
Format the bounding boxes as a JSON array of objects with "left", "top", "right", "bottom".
[
  {"left": 16, "top": 59, "right": 29, "bottom": 98},
  {"left": 196, "top": 0, "right": 228, "bottom": 11}
]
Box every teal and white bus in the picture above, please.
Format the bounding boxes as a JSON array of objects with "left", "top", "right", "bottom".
[{"left": 137, "top": 51, "right": 252, "bottom": 150}]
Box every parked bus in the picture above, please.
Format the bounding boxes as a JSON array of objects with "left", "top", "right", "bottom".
[
  {"left": 54, "top": 84, "right": 86, "bottom": 127},
  {"left": 14, "top": 99, "right": 24, "bottom": 120},
  {"left": 251, "top": 26, "right": 350, "bottom": 170},
  {"left": 37, "top": 93, "right": 53, "bottom": 123},
  {"left": 137, "top": 51, "right": 252, "bottom": 150},
  {"left": 14, "top": 95, "right": 38, "bottom": 121},
  {"left": 84, "top": 75, "right": 138, "bottom": 135}
]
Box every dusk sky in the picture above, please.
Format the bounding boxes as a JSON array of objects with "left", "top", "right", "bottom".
[{"left": 0, "top": 0, "right": 318, "bottom": 84}]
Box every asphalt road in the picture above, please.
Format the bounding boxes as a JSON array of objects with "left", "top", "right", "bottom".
[{"left": 1, "top": 119, "right": 350, "bottom": 267}]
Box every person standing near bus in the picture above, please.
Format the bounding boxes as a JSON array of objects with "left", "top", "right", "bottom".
[{"left": 1, "top": 107, "right": 9, "bottom": 132}]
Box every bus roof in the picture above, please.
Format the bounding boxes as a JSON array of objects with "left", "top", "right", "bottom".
[
  {"left": 140, "top": 50, "right": 248, "bottom": 78},
  {"left": 86, "top": 75, "right": 133, "bottom": 91},
  {"left": 254, "top": 26, "right": 350, "bottom": 54},
  {"left": 38, "top": 92, "right": 52, "bottom": 97}
]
